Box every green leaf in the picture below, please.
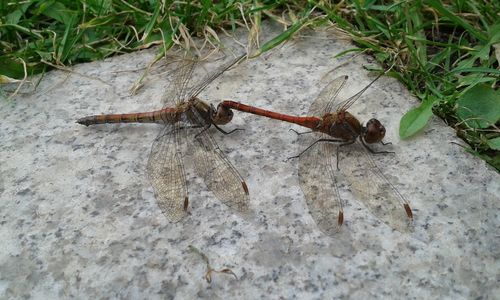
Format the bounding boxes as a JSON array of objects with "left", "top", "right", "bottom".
[
  {"left": 456, "top": 84, "right": 500, "bottom": 129},
  {"left": 35, "top": 50, "right": 52, "bottom": 61},
  {"left": 0, "top": 56, "right": 26, "bottom": 78},
  {"left": 425, "top": 0, "right": 487, "bottom": 42},
  {"left": 251, "top": 8, "right": 313, "bottom": 57},
  {"left": 39, "top": 1, "right": 73, "bottom": 25},
  {"left": 487, "top": 137, "right": 500, "bottom": 150},
  {"left": 451, "top": 67, "right": 500, "bottom": 75},
  {"left": 0, "top": 24, "right": 43, "bottom": 39},
  {"left": 334, "top": 48, "right": 364, "bottom": 58},
  {"left": 399, "top": 95, "right": 436, "bottom": 138},
  {"left": 457, "top": 74, "right": 498, "bottom": 88},
  {"left": 368, "top": 4, "right": 399, "bottom": 12},
  {"left": 5, "top": 9, "right": 23, "bottom": 24},
  {"left": 141, "top": 3, "right": 161, "bottom": 42},
  {"left": 487, "top": 23, "right": 500, "bottom": 44}
]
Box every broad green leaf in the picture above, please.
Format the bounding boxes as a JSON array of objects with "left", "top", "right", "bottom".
[
  {"left": 5, "top": 9, "right": 23, "bottom": 24},
  {"left": 487, "top": 23, "right": 500, "bottom": 44},
  {"left": 475, "top": 43, "right": 491, "bottom": 61},
  {"left": 486, "top": 154, "right": 500, "bottom": 170},
  {"left": 487, "top": 137, "right": 500, "bottom": 150},
  {"left": 39, "top": 1, "right": 73, "bottom": 25},
  {"left": 35, "top": 50, "right": 52, "bottom": 61},
  {"left": 456, "top": 84, "right": 500, "bottom": 129},
  {"left": 399, "top": 95, "right": 436, "bottom": 138},
  {"left": 0, "top": 57, "right": 26, "bottom": 79}
]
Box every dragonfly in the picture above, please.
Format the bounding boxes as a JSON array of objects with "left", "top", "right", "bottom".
[
  {"left": 221, "top": 71, "right": 413, "bottom": 235},
  {"left": 77, "top": 52, "right": 249, "bottom": 222}
]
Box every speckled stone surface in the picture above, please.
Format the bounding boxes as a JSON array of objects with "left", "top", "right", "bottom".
[{"left": 1, "top": 24, "right": 499, "bottom": 299}]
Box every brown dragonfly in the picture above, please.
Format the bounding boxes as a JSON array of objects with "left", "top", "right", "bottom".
[
  {"left": 77, "top": 52, "right": 249, "bottom": 222},
  {"left": 222, "top": 71, "right": 413, "bottom": 235}
]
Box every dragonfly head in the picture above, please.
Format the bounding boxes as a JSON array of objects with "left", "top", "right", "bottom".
[
  {"left": 363, "top": 118, "right": 386, "bottom": 143},
  {"left": 211, "top": 103, "right": 234, "bottom": 125}
]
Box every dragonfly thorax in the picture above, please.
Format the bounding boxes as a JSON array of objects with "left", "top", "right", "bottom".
[
  {"left": 188, "top": 98, "right": 233, "bottom": 126},
  {"left": 188, "top": 98, "right": 213, "bottom": 124},
  {"left": 321, "top": 111, "right": 362, "bottom": 142}
]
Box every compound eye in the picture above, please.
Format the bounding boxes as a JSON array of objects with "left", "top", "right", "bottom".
[
  {"left": 364, "top": 118, "right": 385, "bottom": 143},
  {"left": 213, "top": 103, "right": 233, "bottom": 125}
]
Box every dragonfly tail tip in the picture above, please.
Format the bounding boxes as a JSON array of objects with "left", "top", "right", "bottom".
[
  {"left": 241, "top": 181, "right": 249, "bottom": 195},
  {"left": 404, "top": 203, "right": 413, "bottom": 219},
  {"left": 338, "top": 211, "right": 344, "bottom": 227}
]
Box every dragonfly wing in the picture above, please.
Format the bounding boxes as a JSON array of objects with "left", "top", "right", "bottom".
[
  {"left": 187, "top": 53, "right": 246, "bottom": 100},
  {"left": 163, "top": 52, "right": 245, "bottom": 106},
  {"left": 191, "top": 129, "right": 249, "bottom": 212},
  {"left": 337, "top": 70, "right": 387, "bottom": 112},
  {"left": 147, "top": 126, "right": 189, "bottom": 222},
  {"left": 298, "top": 134, "right": 343, "bottom": 236},
  {"left": 308, "top": 75, "right": 348, "bottom": 116},
  {"left": 337, "top": 142, "right": 412, "bottom": 232},
  {"left": 162, "top": 54, "right": 197, "bottom": 107}
]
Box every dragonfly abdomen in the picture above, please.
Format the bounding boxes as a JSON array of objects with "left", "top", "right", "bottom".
[
  {"left": 221, "top": 100, "right": 321, "bottom": 130},
  {"left": 77, "top": 108, "right": 180, "bottom": 126}
]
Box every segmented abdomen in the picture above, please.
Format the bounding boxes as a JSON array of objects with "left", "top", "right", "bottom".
[{"left": 76, "top": 108, "right": 179, "bottom": 126}]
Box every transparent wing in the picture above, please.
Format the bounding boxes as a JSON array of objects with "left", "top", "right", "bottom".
[
  {"left": 161, "top": 53, "right": 197, "bottom": 106},
  {"left": 148, "top": 51, "right": 246, "bottom": 221},
  {"left": 145, "top": 52, "right": 196, "bottom": 222},
  {"left": 191, "top": 127, "right": 249, "bottom": 212},
  {"left": 185, "top": 53, "right": 249, "bottom": 211},
  {"left": 161, "top": 52, "right": 244, "bottom": 107},
  {"left": 337, "top": 142, "right": 412, "bottom": 232},
  {"left": 337, "top": 71, "right": 386, "bottom": 112},
  {"left": 147, "top": 125, "right": 189, "bottom": 222},
  {"left": 187, "top": 53, "right": 246, "bottom": 100},
  {"left": 298, "top": 134, "right": 343, "bottom": 236},
  {"left": 311, "top": 70, "right": 387, "bottom": 117},
  {"left": 308, "top": 75, "right": 348, "bottom": 116}
]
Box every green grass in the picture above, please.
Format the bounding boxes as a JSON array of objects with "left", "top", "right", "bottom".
[{"left": 1, "top": 0, "right": 499, "bottom": 169}]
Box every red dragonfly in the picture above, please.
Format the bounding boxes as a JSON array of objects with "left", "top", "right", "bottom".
[
  {"left": 222, "top": 71, "right": 413, "bottom": 235},
  {"left": 77, "top": 52, "right": 249, "bottom": 222}
]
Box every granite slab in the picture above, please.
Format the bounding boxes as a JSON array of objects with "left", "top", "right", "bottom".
[{"left": 1, "top": 24, "right": 498, "bottom": 299}]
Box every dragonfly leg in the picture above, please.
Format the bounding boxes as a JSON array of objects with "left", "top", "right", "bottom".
[
  {"left": 289, "top": 128, "right": 314, "bottom": 135},
  {"left": 213, "top": 123, "right": 244, "bottom": 135},
  {"left": 336, "top": 140, "right": 356, "bottom": 170},
  {"left": 360, "top": 138, "right": 395, "bottom": 155},
  {"left": 208, "top": 103, "right": 244, "bottom": 135},
  {"left": 194, "top": 124, "right": 212, "bottom": 139},
  {"left": 285, "top": 138, "right": 343, "bottom": 162}
]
